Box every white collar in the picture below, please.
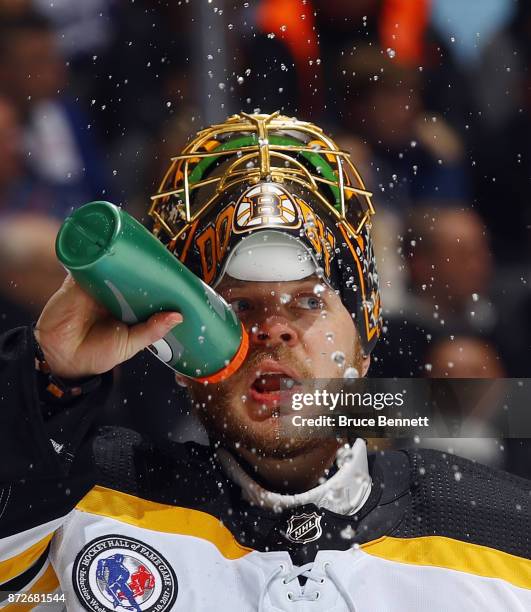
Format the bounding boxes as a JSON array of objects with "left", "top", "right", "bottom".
[{"left": 217, "top": 438, "right": 372, "bottom": 515}]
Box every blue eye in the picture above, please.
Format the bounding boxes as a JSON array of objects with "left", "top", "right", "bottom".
[
  {"left": 293, "top": 295, "right": 323, "bottom": 310},
  {"left": 230, "top": 298, "right": 252, "bottom": 313}
]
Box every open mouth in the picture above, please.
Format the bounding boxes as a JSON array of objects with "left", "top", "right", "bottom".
[
  {"left": 248, "top": 363, "right": 302, "bottom": 410},
  {"left": 251, "top": 373, "right": 297, "bottom": 395}
]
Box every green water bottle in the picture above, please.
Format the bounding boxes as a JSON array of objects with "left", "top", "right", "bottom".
[{"left": 55, "top": 201, "right": 248, "bottom": 382}]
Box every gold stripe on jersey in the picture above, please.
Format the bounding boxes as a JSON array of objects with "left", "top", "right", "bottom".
[
  {"left": 76, "top": 485, "right": 254, "bottom": 559},
  {"left": 363, "top": 536, "right": 531, "bottom": 590},
  {"left": 0, "top": 535, "right": 52, "bottom": 585},
  {"left": 2, "top": 562, "right": 59, "bottom": 611}
]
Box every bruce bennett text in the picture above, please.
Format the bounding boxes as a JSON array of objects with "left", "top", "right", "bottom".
[{"left": 291, "top": 415, "right": 430, "bottom": 428}]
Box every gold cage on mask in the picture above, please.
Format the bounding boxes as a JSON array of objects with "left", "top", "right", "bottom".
[{"left": 149, "top": 111, "right": 375, "bottom": 244}]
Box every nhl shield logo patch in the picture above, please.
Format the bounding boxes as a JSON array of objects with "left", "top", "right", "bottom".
[
  {"left": 73, "top": 535, "right": 177, "bottom": 612},
  {"left": 285, "top": 512, "right": 323, "bottom": 544}
]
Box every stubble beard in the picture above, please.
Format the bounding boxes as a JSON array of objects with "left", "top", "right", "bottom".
[{"left": 191, "top": 342, "right": 362, "bottom": 458}]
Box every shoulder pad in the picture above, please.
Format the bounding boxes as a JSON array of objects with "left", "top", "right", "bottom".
[
  {"left": 396, "top": 448, "right": 531, "bottom": 559},
  {"left": 92, "top": 426, "right": 143, "bottom": 495}
]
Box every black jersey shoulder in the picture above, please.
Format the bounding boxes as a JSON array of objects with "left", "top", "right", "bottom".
[
  {"left": 394, "top": 448, "right": 531, "bottom": 559},
  {"left": 92, "top": 426, "right": 144, "bottom": 495},
  {"left": 91, "top": 431, "right": 531, "bottom": 561},
  {"left": 92, "top": 426, "right": 237, "bottom": 511}
]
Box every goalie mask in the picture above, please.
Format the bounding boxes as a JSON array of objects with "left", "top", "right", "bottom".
[{"left": 149, "top": 112, "right": 381, "bottom": 355}]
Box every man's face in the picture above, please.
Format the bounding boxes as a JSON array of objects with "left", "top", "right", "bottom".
[
  {"left": 411, "top": 210, "right": 492, "bottom": 306},
  {"left": 187, "top": 275, "right": 368, "bottom": 457},
  {"left": 3, "top": 31, "right": 66, "bottom": 105},
  {"left": 0, "top": 98, "right": 22, "bottom": 187}
]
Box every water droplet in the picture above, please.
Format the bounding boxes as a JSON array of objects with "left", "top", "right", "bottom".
[
  {"left": 340, "top": 525, "right": 356, "bottom": 539},
  {"left": 331, "top": 351, "right": 346, "bottom": 366},
  {"left": 386, "top": 47, "right": 396, "bottom": 58},
  {"left": 326, "top": 486, "right": 342, "bottom": 501},
  {"left": 344, "top": 367, "right": 359, "bottom": 379}
]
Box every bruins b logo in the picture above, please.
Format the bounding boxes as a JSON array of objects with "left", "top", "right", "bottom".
[{"left": 233, "top": 183, "right": 302, "bottom": 233}]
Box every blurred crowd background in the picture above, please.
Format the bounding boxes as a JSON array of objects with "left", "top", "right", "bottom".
[{"left": 0, "top": 0, "right": 529, "bottom": 476}]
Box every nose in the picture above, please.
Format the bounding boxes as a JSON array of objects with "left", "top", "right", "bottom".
[{"left": 251, "top": 317, "right": 299, "bottom": 348}]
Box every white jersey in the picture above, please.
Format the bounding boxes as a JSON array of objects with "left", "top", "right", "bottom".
[{"left": 2, "top": 431, "right": 531, "bottom": 612}]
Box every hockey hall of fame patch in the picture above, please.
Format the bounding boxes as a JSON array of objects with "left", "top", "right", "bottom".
[{"left": 73, "top": 534, "right": 178, "bottom": 612}]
